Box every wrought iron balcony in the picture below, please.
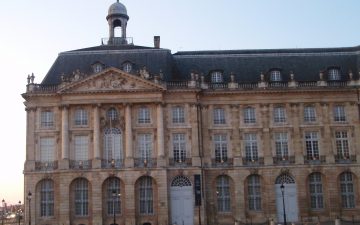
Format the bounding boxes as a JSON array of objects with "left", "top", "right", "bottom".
[
  {"left": 35, "top": 161, "right": 58, "bottom": 171},
  {"left": 303, "top": 155, "right": 326, "bottom": 164},
  {"left": 273, "top": 156, "right": 295, "bottom": 165},
  {"left": 69, "top": 160, "right": 92, "bottom": 169},
  {"left": 101, "top": 158, "right": 124, "bottom": 169},
  {"left": 134, "top": 158, "right": 157, "bottom": 168},
  {"left": 334, "top": 154, "right": 357, "bottom": 164},
  {"left": 242, "top": 157, "right": 264, "bottom": 166},
  {"left": 211, "top": 158, "right": 233, "bottom": 167},
  {"left": 169, "top": 158, "right": 192, "bottom": 167}
]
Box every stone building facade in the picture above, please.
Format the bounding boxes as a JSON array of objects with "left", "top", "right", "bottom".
[{"left": 23, "top": 1, "right": 360, "bottom": 225}]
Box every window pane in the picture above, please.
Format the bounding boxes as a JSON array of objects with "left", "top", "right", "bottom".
[
  {"left": 244, "top": 107, "right": 256, "bottom": 124},
  {"left": 173, "top": 133, "right": 186, "bottom": 162},
  {"left": 172, "top": 106, "right": 185, "bottom": 124},
  {"left": 41, "top": 111, "right": 54, "bottom": 127},
  {"left": 74, "top": 136, "right": 89, "bottom": 161},
  {"left": 40, "top": 137, "right": 55, "bottom": 162},
  {"left": 138, "top": 107, "right": 151, "bottom": 123},
  {"left": 213, "top": 108, "right": 226, "bottom": 124},
  {"left": 214, "top": 134, "right": 227, "bottom": 162},
  {"left": 75, "top": 109, "right": 88, "bottom": 126},
  {"left": 40, "top": 179, "right": 54, "bottom": 217},
  {"left": 139, "top": 177, "right": 153, "bottom": 214}
]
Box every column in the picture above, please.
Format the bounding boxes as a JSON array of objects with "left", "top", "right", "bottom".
[
  {"left": 261, "top": 104, "right": 272, "bottom": 165},
  {"left": 61, "top": 106, "right": 69, "bottom": 159},
  {"left": 93, "top": 105, "right": 101, "bottom": 169},
  {"left": 157, "top": 104, "right": 165, "bottom": 166},
  {"left": 25, "top": 107, "right": 36, "bottom": 171},
  {"left": 190, "top": 104, "right": 200, "bottom": 166},
  {"left": 125, "top": 104, "right": 134, "bottom": 167},
  {"left": 291, "top": 103, "right": 303, "bottom": 164},
  {"left": 231, "top": 105, "right": 241, "bottom": 166}
]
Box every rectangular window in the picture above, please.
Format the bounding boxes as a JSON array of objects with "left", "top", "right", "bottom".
[
  {"left": 41, "top": 111, "right": 54, "bottom": 128},
  {"left": 304, "top": 106, "right": 316, "bottom": 122},
  {"left": 244, "top": 133, "right": 258, "bottom": 161},
  {"left": 138, "top": 134, "right": 152, "bottom": 160},
  {"left": 334, "top": 105, "right": 346, "bottom": 122},
  {"left": 75, "top": 109, "right": 88, "bottom": 126},
  {"left": 244, "top": 107, "right": 256, "bottom": 124},
  {"left": 213, "top": 108, "right": 226, "bottom": 125},
  {"left": 214, "top": 134, "right": 227, "bottom": 162},
  {"left": 40, "top": 137, "right": 55, "bottom": 162},
  {"left": 340, "top": 173, "right": 355, "bottom": 208},
  {"left": 335, "top": 131, "right": 349, "bottom": 158},
  {"left": 305, "top": 132, "right": 319, "bottom": 160},
  {"left": 74, "top": 136, "right": 89, "bottom": 161},
  {"left": 138, "top": 107, "right": 151, "bottom": 124},
  {"left": 273, "top": 106, "right": 286, "bottom": 123},
  {"left": 172, "top": 106, "right": 185, "bottom": 124},
  {"left": 275, "top": 132, "right": 288, "bottom": 158},
  {"left": 173, "top": 133, "right": 186, "bottom": 162}
]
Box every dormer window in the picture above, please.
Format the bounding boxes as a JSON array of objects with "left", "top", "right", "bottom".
[
  {"left": 123, "top": 62, "right": 132, "bottom": 73},
  {"left": 93, "top": 63, "right": 104, "bottom": 73},
  {"left": 328, "top": 68, "right": 341, "bottom": 81},
  {"left": 270, "top": 70, "right": 282, "bottom": 82},
  {"left": 211, "top": 71, "right": 223, "bottom": 83}
]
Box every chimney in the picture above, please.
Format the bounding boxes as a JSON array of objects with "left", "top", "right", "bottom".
[{"left": 154, "top": 36, "right": 160, "bottom": 48}]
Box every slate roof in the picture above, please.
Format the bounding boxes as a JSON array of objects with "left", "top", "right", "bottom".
[{"left": 41, "top": 44, "right": 360, "bottom": 85}]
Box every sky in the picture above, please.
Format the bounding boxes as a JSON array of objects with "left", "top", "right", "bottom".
[{"left": 0, "top": 0, "right": 359, "bottom": 204}]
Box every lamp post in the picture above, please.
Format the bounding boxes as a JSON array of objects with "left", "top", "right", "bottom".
[
  {"left": 17, "top": 201, "right": 22, "bottom": 225},
  {"left": 280, "top": 183, "right": 287, "bottom": 225},
  {"left": 27, "top": 191, "right": 32, "bottom": 225},
  {"left": 1, "top": 199, "right": 5, "bottom": 225}
]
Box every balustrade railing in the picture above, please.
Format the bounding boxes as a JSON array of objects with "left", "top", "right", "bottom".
[
  {"left": 211, "top": 158, "right": 233, "bottom": 167},
  {"left": 334, "top": 154, "right": 357, "bottom": 163},
  {"left": 134, "top": 158, "right": 157, "bottom": 168},
  {"left": 101, "top": 158, "right": 124, "bottom": 168},
  {"left": 242, "top": 157, "right": 264, "bottom": 166},
  {"left": 69, "top": 160, "right": 92, "bottom": 169},
  {"left": 169, "top": 158, "right": 192, "bottom": 167},
  {"left": 35, "top": 161, "right": 58, "bottom": 171},
  {"left": 303, "top": 155, "right": 326, "bottom": 164},
  {"left": 273, "top": 156, "right": 295, "bottom": 165}
]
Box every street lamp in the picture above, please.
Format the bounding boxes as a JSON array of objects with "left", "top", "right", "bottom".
[
  {"left": 280, "top": 183, "right": 287, "bottom": 225},
  {"left": 27, "top": 191, "right": 32, "bottom": 225},
  {"left": 17, "top": 201, "right": 22, "bottom": 225},
  {"left": 1, "top": 199, "right": 5, "bottom": 225}
]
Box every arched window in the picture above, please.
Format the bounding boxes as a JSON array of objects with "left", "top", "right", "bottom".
[
  {"left": 275, "top": 173, "right": 295, "bottom": 184},
  {"left": 171, "top": 175, "right": 192, "bottom": 187},
  {"left": 74, "top": 108, "right": 88, "bottom": 126},
  {"left": 340, "top": 172, "right": 355, "bottom": 208},
  {"left": 328, "top": 68, "right": 341, "bottom": 81},
  {"left": 74, "top": 178, "right": 89, "bottom": 216},
  {"left": 103, "top": 128, "right": 123, "bottom": 165},
  {"left": 40, "top": 179, "right": 54, "bottom": 217},
  {"left": 216, "top": 176, "right": 230, "bottom": 212},
  {"left": 247, "top": 175, "right": 261, "bottom": 210},
  {"left": 106, "top": 177, "right": 121, "bottom": 215},
  {"left": 139, "top": 177, "right": 153, "bottom": 214},
  {"left": 107, "top": 108, "right": 118, "bottom": 121},
  {"left": 270, "top": 70, "right": 282, "bottom": 82},
  {"left": 309, "top": 173, "right": 324, "bottom": 209},
  {"left": 93, "top": 63, "right": 103, "bottom": 73},
  {"left": 123, "top": 62, "right": 132, "bottom": 73},
  {"left": 211, "top": 71, "right": 223, "bottom": 83}
]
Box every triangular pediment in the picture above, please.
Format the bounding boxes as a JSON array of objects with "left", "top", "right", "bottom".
[{"left": 58, "top": 67, "right": 166, "bottom": 93}]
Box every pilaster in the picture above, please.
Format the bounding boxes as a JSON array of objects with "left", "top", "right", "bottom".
[
  {"left": 157, "top": 104, "right": 165, "bottom": 166},
  {"left": 125, "top": 104, "right": 134, "bottom": 167},
  {"left": 93, "top": 105, "right": 101, "bottom": 169}
]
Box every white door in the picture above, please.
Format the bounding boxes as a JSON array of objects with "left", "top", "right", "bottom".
[
  {"left": 170, "top": 176, "right": 194, "bottom": 225},
  {"left": 275, "top": 180, "right": 299, "bottom": 222}
]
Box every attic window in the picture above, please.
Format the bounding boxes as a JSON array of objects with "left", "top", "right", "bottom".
[
  {"left": 211, "top": 71, "right": 223, "bottom": 83},
  {"left": 123, "top": 62, "right": 132, "bottom": 73},
  {"left": 93, "top": 63, "right": 103, "bottom": 73},
  {"left": 270, "top": 70, "right": 282, "bottom": 82},
  {"left": 328, "top": 68, "right": 341, "bottom": 81}
]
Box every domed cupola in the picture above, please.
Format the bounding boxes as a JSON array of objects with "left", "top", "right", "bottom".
[{"left": 106, "top": 0, "right": 129, "bottom": 45}]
